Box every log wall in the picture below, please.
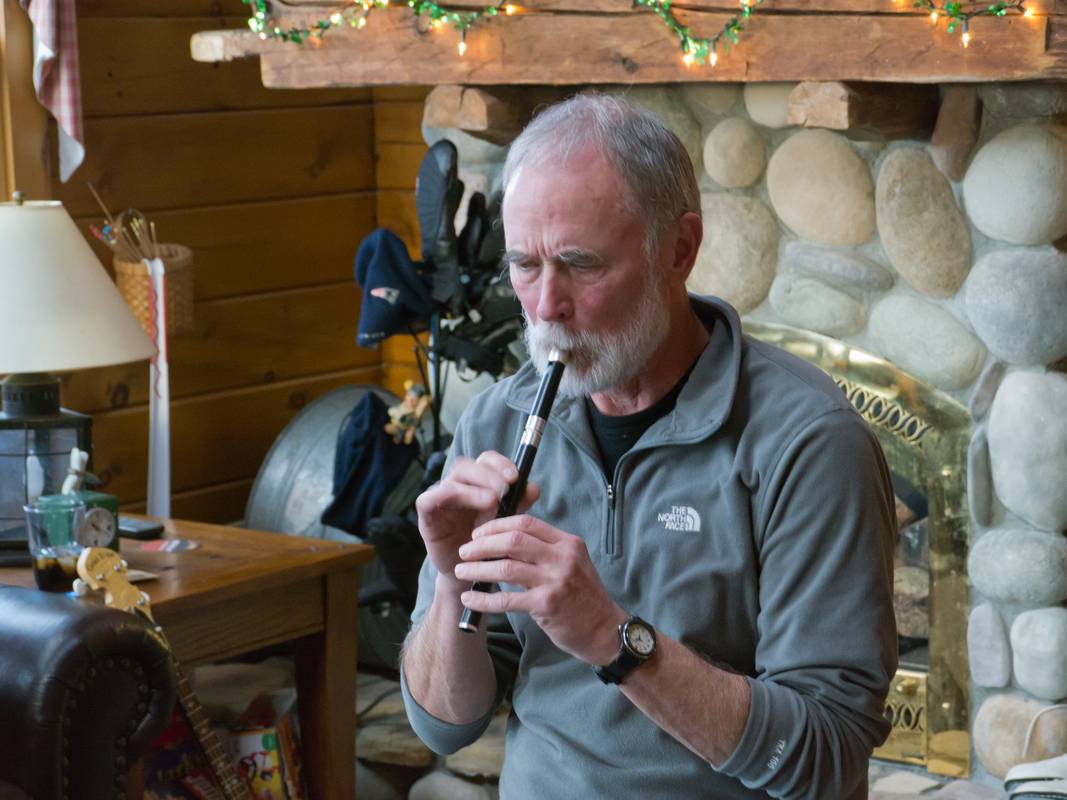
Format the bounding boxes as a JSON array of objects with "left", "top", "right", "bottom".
[
  {"left": 373, "top": 87, "right": 432, "bottom": 399},
  {"left": 27, "top": 1, "right": 382, "bottom": 522}
]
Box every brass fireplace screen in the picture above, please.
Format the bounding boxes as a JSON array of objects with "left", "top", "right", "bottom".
[{"left": 748, "top": 322, "right": 971, "bottom": 778}]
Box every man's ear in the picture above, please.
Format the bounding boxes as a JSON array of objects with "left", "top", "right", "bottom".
[{"left": 667, "top": 211, "right": 704, "bottom": 285}]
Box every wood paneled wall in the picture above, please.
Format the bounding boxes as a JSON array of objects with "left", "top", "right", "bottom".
[
  {"left": 44, "top": 1, "right": 382, "bottom": 522},
  {"left": 2, "top": 5, "right": 435, "bottom": 524},
  {"left": 372, "top": 87, "right": 430, "bottom": 398}
]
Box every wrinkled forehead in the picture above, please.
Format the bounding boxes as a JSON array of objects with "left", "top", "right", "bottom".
[{"left": 502, "top": 155, "right": 640, "bottom": 240}]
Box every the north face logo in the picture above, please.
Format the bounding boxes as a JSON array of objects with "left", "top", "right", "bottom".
[{"left": 657, "top": 505, "right": 701, "bottom": 532}]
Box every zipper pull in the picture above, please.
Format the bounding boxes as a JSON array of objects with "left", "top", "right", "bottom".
[{"left": 607, "top": 484, "right": 615, "bottom": 507}]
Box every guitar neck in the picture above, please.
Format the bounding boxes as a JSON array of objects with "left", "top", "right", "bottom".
[
  {"left": 174, "top": 665, "right": 251, "bottom": 800},
  {"left": 73, "top": 549, "right": 252, "bottom": 800}
]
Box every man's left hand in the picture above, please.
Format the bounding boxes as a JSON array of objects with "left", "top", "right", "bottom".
[{"left": 454, "top": 514, "right": 627, "bottom": 665}]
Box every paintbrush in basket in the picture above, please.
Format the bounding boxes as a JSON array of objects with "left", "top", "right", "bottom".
[{"left": 86, "top": 183, "right": 143, "bottom": 260}]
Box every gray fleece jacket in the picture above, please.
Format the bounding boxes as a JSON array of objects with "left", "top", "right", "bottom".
[{"left": 401, "top": 296, "right": 898, "bottom": 799}]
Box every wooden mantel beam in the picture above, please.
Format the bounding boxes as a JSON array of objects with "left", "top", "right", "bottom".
[{"left": 191, "top": 3, "right": 1066, "bottom": 86}]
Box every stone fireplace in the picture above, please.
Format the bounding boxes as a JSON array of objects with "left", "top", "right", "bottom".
[{"left": 417, "top": 80, "right": 1067, "bottom": 789}]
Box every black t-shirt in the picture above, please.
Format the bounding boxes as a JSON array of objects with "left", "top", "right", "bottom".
[{"left": 585, "top": 357, "right": 698, "bottom": 482}]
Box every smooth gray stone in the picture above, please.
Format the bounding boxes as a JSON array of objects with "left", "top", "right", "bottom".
[
  {"left": 964, "top": 248, "right": 1067, "bottom": 366},
  {"left": 968, "top": 427, "right": 994, "bottom": 528},
  {"left": 768, "top": 129, "right": 875, "bottom": 246},
  {"left": 968, "top": 527, "right": 1067, "bottom": 607},
  {"left": 445, "top": 709, "right": 506, "bottom": 779},
  {"left": 689, "top": 193, "right": 779, "bottom": 313},
  {"left": 357, "top": 673, "right": 436, "bottom": 768},
  {"left": 988, "top": 370, "right": 1067, "bottom": 531},
  {"left": 973, "top": 693, "right": 1067, "bottom": 778},
  {"left": 868, "top": 295, "right": 985, "bottom": 390},
  {"left": 870, "top": 771, "right": 940, "bottom": 794},
  {"left": 681, "top": 84, "right": 740, "bottom": 122},
  {"left": 932, "top": 778, "right": 1004, "bottom": 799},
  {"left": 409, "top": 771, "right": 493, "bottom": 800},
  {"left": 962, "top": 123, "right": 1067, "bottom": 245},
  {"left": 876, "top": 147, "right": 972, "bottom": 298},
  {"left": 780, "top": 240, "right": 894, "bottom": 292},
  {"left": 744, "top": 82, "right": 796, "bottom": 128},
  {"left": 1012, "top": 607, "right": 1067, "bottom": 701},
  {"left": 968, "top": 360, "right": 1006, "bottom": 421},
  {"left": 768, "top": 273, "right": 867, "bottom": 337},
  {"left": 703, "top": 117, "right": 766, "bottom": 188},
  {"left": 968, "top": 603, "right": 1011, "bottom": 689}
]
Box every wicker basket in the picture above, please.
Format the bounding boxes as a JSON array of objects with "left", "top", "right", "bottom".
[{"left": 114, "top": 243, "right": 194, "bottom": 337}]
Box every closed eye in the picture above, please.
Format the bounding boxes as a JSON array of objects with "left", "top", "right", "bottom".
[
  {"left": 503, "top": 248, "right": 606, "bottom": 284},
  {"left": 504, "top": 250, "right": 540, "bottom": 271}
]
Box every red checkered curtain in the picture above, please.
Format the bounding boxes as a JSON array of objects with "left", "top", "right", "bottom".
[{"left": 19, "top": 0, "right": 84, "bottom": 182}]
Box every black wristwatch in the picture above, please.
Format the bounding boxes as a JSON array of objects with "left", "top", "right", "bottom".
[{"left": 593, "top": 615, "right": 657, "bottom": 685}]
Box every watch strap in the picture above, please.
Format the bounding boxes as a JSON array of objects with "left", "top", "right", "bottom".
[
  {"left": 593, "top": 615, "right": 655, "bottom": 685},
  {"left": 593, "top": 648, "right": 643, "bottom": 685}
]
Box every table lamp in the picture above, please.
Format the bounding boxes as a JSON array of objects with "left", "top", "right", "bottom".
[{"left": 0, "top": 193, "right": 154, "bottom": 553}]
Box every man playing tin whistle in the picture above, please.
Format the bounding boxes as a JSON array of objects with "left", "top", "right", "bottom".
[{"left": 401, "top": 93, "right": 897, "bottom": 799}]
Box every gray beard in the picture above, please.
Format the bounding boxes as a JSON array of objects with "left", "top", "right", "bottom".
[{"left": 523, "top": 273, "right": 669, "bottom": 398}]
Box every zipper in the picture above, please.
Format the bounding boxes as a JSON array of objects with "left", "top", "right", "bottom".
[
  {"left": 537, "top": 412, "right": 650, "bottom": 560},
  {"left": 549, "top": 420, "right": 619, "bottom": 559},
  {"left": 605, "top": 483, "right": 616, "bottom": 557}
]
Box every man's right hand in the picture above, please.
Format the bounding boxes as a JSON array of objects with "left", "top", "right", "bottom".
[{"left": 414, "top": 450, "right": 540, "bottom": 589}]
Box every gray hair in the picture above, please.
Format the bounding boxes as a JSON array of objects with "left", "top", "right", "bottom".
[{"left": 502, "top": 92, "right": 701, "bottom": 260}]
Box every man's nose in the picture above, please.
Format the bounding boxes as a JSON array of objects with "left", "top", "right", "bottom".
[{"left": 535, "top": 268, "right": 572, "bottom": 323}]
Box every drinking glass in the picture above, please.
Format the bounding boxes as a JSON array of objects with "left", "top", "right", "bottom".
[{"left": 24, "top": 495, "right": 86, "bottom": 592}]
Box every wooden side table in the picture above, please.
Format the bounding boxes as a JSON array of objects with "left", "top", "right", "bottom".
[{"left": 0, "top": 517, "right": 375, "bottom": 800}]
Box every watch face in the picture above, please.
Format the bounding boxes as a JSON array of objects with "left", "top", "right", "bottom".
[
  {"left": 624, "top": 621, "right": 656, "bottom": 657},
  {"left": 77, "top": 508, "right": 117, "bottom": 548}
]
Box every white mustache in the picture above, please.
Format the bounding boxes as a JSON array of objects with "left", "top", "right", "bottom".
[{"left": 526, "top": 322, "right": 596, "bottom": 354}]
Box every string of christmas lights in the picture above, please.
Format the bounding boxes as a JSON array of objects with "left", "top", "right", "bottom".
[
  {"left": 242, "top": 0, "right": 766, "bottom": 60},
  {"left": 244, "top": 0, "right": 510, "bottom": 46},
  {"left": 633, "top": 0, "right": 764, "bottom": 66},
  {"left": 914, "top": 0, "right": 1032, "bottom": 47},
  {"left": 243, "top": 0, "right": 1035, "bottom": 57}
]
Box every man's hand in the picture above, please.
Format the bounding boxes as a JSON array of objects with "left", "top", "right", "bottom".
[
  {"left": 453, "top": 514, "right": 627, "bottom": 665},
  {"left": 403, "top": 450, "right": 538, "bottom": 728},
  {"left": 414, "top": 451, "right": 540, "bottom": 591}
]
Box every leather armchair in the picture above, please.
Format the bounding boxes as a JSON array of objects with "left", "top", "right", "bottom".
[{"left": 0, "top": 585, "right": 178, "bottom": 800}]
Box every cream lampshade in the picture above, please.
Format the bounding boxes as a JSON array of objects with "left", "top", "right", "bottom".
[
  {"left": 0, "top": 198, "right": 154, "bottom": 372},
  {"left": 0, "top": 195, "right": 154, "bottom": 553}
]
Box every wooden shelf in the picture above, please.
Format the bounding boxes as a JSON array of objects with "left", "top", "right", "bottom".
[{"left": 191, "top": 0, "right": 1067, "bottom": 86}]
